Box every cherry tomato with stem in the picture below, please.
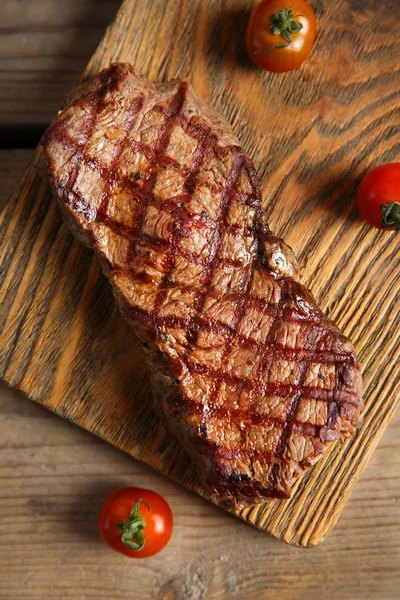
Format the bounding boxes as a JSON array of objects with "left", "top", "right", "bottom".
[
  {"left": 245, "top": 0, "right": 317, "bottom": 73},
  {"left": 97, "top": 487, "right": 173, "bottom": 558},
  {"left": 356, "top": 163, "right": 400, "bottom": 231}
]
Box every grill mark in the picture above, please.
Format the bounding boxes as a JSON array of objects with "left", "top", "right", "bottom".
[
  {"left": 126, "top": 83, "right": 188, "bottom": 264},
  {"left": 99, "top": 214, "right": 253, "bottom": 243},
  {"left": 185, "top": 407, "right": 326, "bottom": 463},
  {"left": 59, "top": 113, "right": 102, "bottom": 208},
  {"left": 169, "top": 394, "right": 330, "bottom": 466},
  {"left": 186, "top": 147, "right": 245, "bottom": 352},
  {"left": 122, "top": 268, "right": 329, "bottom": 320},
  {"left": 94, "top": 210, "right": 135, "bottom": 238},
  {"left": 200, "top": 160, "right": 263, "bottom": 443},
  {"left": 46, "top": 66, "right": 121, "bottom": 211},
  {"left": 139, "top": 232, "right": 171, "bottom": 250},
  {"left": 182, "top": 148, "right": 247, "bottom": 437},
  {"left": 271, "top": 377, "right": 307, "bottom": 492},
  {"left": 158, "top": 155, "right": 184, "bottom": 171},
  {"left": 263, "top": 281, "right": 326, "bottom": 493},
  {"left": 237, "top": 157, "right": 277, "bottom": 454},
  {"left": 48, "top": 131, "right": 222, "bottom": 196},
  {"left": 129, "top": 317, "right": 358, "bottom": 404},
  {"left": 45, "top": 126, "right": 258, "bottom": 220},
  {"left": 152, "top": 128, "right": 217, "bottom": 320},
  {"left": 97, "top": 94, "right": 145, "bottom": 215},
  {"left": 175, "top": 115, "right": 221, "bottom": 141},
  {"left": 253, "top": 278, "right": 294, "bottom": 491},
  {"left": 169, "top": 392, "right": 319, "bottom": 432},
  {"left": 255, "top": 279, "right": 289, "bottom": 395},
  {"left": 213, "top": 257, "right": 249, "bottom": 269},
  {"left": 125, "top": 303, "right": 357, "bottom": 367},
  {"left": 49, "top": 129, "right": 153, "bottom": 183},
  {"left": 320, "top": 360, "right": 344, "bottom": 452},
  {"left": 241, "top": 153, "right": 268, "bottom": 253},
  {"left": 122, "top": 272, "right": 351, "bottom": 347}
]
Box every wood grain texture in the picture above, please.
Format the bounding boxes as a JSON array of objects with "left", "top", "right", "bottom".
[
  {"left": 0, "top": 153, "right": 398, "bottom": 600},
  {"left": 0, "top": 150, "right": 31, "bottom": 205},
  {"left": 0, "top": 0, "right": 120, "bottom": 129},
  {"left": 0, "top": 380, "right": 399, "bottom": 600},
  {"left": 0, "top": 0, "right": 399, "bottom": 547}
]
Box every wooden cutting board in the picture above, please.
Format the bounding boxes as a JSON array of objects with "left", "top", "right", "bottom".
[{"left": 1, "top": 0, "right": 399, "bottom": 547}]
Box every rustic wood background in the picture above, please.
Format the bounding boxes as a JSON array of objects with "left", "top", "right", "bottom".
[{"left": 0, "top": 0, "right": 399, "bottom": 596}]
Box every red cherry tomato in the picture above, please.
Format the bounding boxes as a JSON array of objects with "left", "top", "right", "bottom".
[
  {"left": 97, "top": 487, "right": 173, "bottom": 558},
  {"left": 356, "top": 163, "right": 400, "bottom": 231},
  {"left": 245, "top": 0, "right": 317, "bottom": 73}
]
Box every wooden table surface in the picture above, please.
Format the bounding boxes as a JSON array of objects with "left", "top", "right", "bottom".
[{"left": 0, "top": 1, "right": 399, "bottom": 599}]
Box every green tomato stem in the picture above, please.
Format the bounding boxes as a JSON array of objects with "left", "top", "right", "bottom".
[
  {"left": 254, "top": 7, "right": 303, "bottom": 53},
  {"left": 116, "top": 498, "right": 150, "bottom": 551},
  {"left": 381, "top": 202, "right": 400, "bottom": 231}
]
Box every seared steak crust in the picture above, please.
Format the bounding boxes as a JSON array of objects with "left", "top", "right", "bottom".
[{"left": 39, "top": 63, "right": 363, "bottom": 505}]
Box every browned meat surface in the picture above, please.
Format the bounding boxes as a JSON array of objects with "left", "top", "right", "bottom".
[{"left": 39, "top": 63, "right": 363, "bottom": 506}]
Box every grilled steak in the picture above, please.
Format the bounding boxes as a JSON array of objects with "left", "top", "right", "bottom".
[{"left": 39, "top": 63, "right": 363, "bottom": 505}]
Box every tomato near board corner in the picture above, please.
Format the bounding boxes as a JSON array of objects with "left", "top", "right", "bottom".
[
  {"left": 245, "top": 0, "right": 317, "bottom": 73},
  {"left": 356, "top": 163, "right": 400, "bottom": 231}
]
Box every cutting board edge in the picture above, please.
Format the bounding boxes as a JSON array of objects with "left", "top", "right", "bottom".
[{"left": 1, "top": 0, "right": 399, "bottom": 549}]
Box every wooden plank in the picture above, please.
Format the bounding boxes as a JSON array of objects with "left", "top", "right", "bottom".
[
  {"left": 0, "top": 381, "right": 399, "bottom": 600},
  {"left": 0, "top": 0, "right": 120, "bottom": 130},
  {"left": 0, "top": 150, "right": 32, "bottom": 205},
  {"left": 0, "top": 0, "right": 399, "bottom": 547}
]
